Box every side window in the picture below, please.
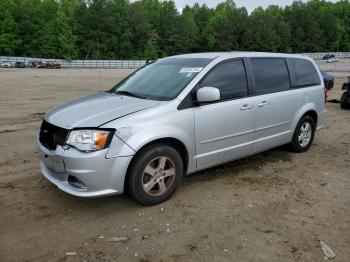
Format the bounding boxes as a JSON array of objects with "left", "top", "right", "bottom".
[
  {"left": 290, "top": 58, "right": 321, "bottom": 87},
  {"left": 200, "top": 60, "right": 248, "bottom": 100},
  {"left": 251, "top": 58, "right": 290, "bottom": 95}
]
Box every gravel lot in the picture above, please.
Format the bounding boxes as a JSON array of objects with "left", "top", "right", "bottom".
[
  {"left": 318, "top": 58, "right": 350, "bottom": 72},
  {"left": 0, "top": 68, "right": 349, "bottom": 262}
]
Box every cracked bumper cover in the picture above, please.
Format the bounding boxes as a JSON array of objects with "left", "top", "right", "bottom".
[{"left": 37, "top": 138, "right": 133, "bottom": 197}]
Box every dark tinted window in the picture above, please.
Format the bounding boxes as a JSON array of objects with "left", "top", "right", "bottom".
[
  {"left": 200, "top": 60, "right": 247, "bottom": 100},
  {"left": 290, "top": 58, "right": 321, "bottom": 87},
  {"left": 251, "top": 58, "right": 290, "bottom": 94}
]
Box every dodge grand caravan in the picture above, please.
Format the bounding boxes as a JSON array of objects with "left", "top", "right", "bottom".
[{"left": 38, "top": 52, "right": 326, "bottom": 205}]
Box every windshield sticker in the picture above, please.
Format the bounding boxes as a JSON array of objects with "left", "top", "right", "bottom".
[{"left": 179, "top": 67, "right": 203, "bottom": 74}]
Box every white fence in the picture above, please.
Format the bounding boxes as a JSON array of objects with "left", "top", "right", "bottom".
[
  {"left": 1, "top": 52, "right": 350, "bottom": 69},
  {"left": 0, "top": 56, "right": 147, "bottom": 69}
]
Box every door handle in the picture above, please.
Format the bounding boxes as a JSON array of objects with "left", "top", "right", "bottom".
[
  {"left": 258, "top": 101, "right": 270, "bottom": 108},
  {"left": 240, "top": 104, "right": 253, "bottom": 110}
]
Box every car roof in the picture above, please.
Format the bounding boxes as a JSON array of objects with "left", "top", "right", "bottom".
[{"left": 170, "top": 52, "right": 311, "bottom": 60}]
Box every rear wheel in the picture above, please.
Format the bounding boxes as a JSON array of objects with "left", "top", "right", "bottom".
[
  {"left": 290, "top": 116, "right": 316, "bottom": 153},
  {"left": 127, "top": 143, "right": 183, "bottom": 205}
]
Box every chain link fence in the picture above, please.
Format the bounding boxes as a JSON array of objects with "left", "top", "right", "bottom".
[{"left": 302, "top": 52, "right": 350, "bottom": 60}]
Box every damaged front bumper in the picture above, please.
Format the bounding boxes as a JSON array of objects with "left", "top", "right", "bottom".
[{"left": 37, "top": 139, "right": 132, "bottom": 197}]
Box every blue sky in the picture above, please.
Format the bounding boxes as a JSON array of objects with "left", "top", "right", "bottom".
[{"left": 174, "top": 0, "right": 338, "bottom": 13}]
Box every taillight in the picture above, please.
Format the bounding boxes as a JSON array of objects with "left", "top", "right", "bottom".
[{"left": 324, "top": 87, "right": 328, "bottom": 104}]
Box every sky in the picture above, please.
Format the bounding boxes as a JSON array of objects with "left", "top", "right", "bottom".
[{"left": 174, "top": 0, "right": 338, "bottom": 13}]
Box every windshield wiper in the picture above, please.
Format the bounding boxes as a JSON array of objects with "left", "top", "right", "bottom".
[{"left": 115, "top": 90, "right": 145, "bottom": 99}]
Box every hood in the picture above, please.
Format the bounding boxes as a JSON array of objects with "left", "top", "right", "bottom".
[{"left": 45, "top": 92, "right": 160, "bottom": 129}]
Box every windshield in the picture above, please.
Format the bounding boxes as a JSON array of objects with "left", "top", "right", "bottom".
[{"left": 110, "top": 57, "right": 212, "bottom": 101}]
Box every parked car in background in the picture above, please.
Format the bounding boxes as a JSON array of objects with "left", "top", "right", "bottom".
[
  {"left": 323, "top": 54, "right": 339, "bottom": 63},
  {"left": 25, "top": 61, "right": 33, "bottom": 68},
  {"left": 326, "top": 57, "right": 339, "bottom": 63},
  {"left": 14, "top": 62, "right": 26, "bottom": 68},
  {"left": 37, "top": 52, "right": 326, "bottom": 205},
  {"left": 37, "top": 62, "right": 61, "bottom": 69},
  {"left": 32, "top": 61, "right": 43, "bottom": 68},
  {"left": 0, "top": 61, "right": 12, "bottom": 68},
  {"left": 321, "top": 71, "right": 334, "bottom": 90},
  {"left": 323, "top": 54, "right": 335, "bottom": 60},
  {"left": 36, "top": 63, "right": 45, "bottom": 68}
]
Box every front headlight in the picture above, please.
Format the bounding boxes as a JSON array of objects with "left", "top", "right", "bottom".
[{"left": 66, "top": 129, "right": 113, "bottom": 152}]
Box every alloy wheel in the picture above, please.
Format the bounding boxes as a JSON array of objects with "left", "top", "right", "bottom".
[
  {"left": 298, "top": 122, "right": 312, "bottom": 147},
  {"left": 141, "top": 156, "right": 176, "bottom": 196}
]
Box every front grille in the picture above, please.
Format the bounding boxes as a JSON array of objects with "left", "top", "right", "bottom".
[{"left": 39, "top": 120, "right": 69, "bottom": 150}]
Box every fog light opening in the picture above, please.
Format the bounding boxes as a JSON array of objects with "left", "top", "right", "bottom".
[{"left": 68, "top": 176, "right": 87, "bottom": 190}]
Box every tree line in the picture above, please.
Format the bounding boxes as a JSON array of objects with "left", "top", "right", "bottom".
[{"left": 1, "top": 0, "right": 350, "bottom": 60}]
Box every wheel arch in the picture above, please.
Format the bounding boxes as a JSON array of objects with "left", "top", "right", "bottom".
[
  {"left": 124, "top": 137, "right": 190, "bottom": 192},
  {"left": 292, "top": 104, "right": 319, "bottom": 133},
  {"left": 302, "top": 109, "right": 318, "bottom": 125}
]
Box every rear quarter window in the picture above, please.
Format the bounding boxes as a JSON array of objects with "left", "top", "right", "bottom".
[{"left": 289, "top": 58, "right": 321, "bottom": 87}]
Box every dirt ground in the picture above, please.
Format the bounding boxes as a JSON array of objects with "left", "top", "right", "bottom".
[{"left": 0, "top": 68, "right": 349, "bottom": 262}]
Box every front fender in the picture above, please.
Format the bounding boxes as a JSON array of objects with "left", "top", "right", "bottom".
[
  {"left": 101, "top": 102, "right": 196, "bottom": 171},
  {"left": 122, "top": 125, "right": 196, "bottom": 171}
]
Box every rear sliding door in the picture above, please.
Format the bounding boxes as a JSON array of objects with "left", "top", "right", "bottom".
[{"left": 249, "top": 58, "right": 299, "bottom": 153}]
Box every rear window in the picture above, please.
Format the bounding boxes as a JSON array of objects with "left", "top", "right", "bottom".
[
  {"left": 290, "top": 58, "right": 321, "bottom": 87},
  {"left": 251, "top": 58, "right": 290, "bottom": 95}
]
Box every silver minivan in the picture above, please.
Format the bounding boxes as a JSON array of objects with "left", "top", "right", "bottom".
[{"left": 38, "top": 52, "right": 326, "bottom": 205}]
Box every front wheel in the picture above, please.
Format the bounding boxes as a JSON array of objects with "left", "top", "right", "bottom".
[
  {"left": 126, "top": 143, "right": 183, "bottom": 205},
  {"left": 289, "top": 116, "right": 316, "bottom": 153}
]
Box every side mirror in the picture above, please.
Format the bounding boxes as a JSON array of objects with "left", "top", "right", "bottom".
[{"left": 196, "top": 86, "right": 220, "bottom": 103}]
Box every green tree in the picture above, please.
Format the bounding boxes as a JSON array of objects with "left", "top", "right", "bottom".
[
  {"left": 242, "top": 6, "right": 288, "bottom": 52},
  {"left": 144, "top": 38, "right": 158, "bottom": 60},
  {"left": 206, "top": 0, "right": 248, "bottom": 51},
  {"left": 105, "top": 0, "right": 132, "bottom": 59},
  {"left": 129, "top": 1, "right": 153, "bottom": 58},
  {"left": 56, "top": 0, "right": 79, "bottom": 60},
  {"left": 192, "top": 3, "right": 213, "bottom": 52},
  {"left": 0, "top": 0, "right": 20, "bottom": 55},
  {"left": 179, "top": 6, "right": 199, "bottom": 52},
  {"left": 79, "top": 0, "right": 110, "bottom": 59},
  {"left": 12, "top": 0, "right": 43, "bottom": 56},
  {"left": 158, "top": 1, "right": 179, "bottom": 56},
  {"left": 37, "top": 0, "right": 58, "bottom": 58},
  {"left": 2, "top": 0, "right": 350, "bottom": 58}
]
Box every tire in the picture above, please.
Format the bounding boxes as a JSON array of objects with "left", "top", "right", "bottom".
[
  {"left": 126, "top": 143, "right": 183, "bottom": 205},
  {"left": 340, "top": 92, "right": 350, "bottom": 109},
  {"left": 289, "top": 116, "right": 316, "bottom": 153}
]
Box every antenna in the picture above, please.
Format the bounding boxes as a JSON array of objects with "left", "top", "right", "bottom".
[{"left": 97, "top": 36, "right": 102, "bottom": 90}]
